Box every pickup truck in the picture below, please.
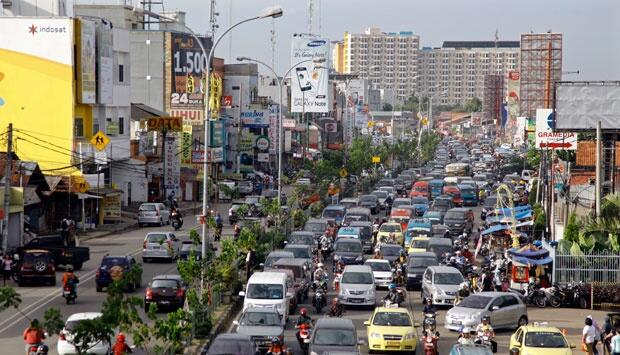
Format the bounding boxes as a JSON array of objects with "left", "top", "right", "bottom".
[{"left": 17, "top": 235, "right": 90, "bottom": 270}]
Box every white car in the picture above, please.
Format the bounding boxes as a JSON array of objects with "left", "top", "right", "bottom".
[
  {"left": 142, "top": 232, "right": 181, "bottom": 262},
  {"left": 364, "top": 259, "right": 393, "bottom": 288},
  {"left": 57, "top": 312, "right": 112, "bottom": 355}
]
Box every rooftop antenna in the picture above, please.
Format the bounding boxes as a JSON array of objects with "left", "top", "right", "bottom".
[{"left": 209, "top": 0, "right": 219, "bottom": 38}]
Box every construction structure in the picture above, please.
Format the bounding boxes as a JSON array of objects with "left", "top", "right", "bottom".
[
  {"left": 519, "top": 33, "right": 563, "bottom": 118},
  {"left": 482, "top": 74, "right": 504, "bottom": 135}
]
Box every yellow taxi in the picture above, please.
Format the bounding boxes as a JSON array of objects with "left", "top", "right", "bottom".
[
  {"left": 377, "top": 223, "right": 404, "bottom": 245},
  {"left": 364, "top": 306, "right": 418, "bottom": 352},
  {"left": 407, "top": 236, "right": 430, "bottom": 254},
  {"left": 509, "top": 323, "right": 574, "bottom": 355}
]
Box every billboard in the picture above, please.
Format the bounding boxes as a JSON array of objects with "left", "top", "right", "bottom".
[
  {"left": 506, "top": 71, "right": 520, "bottom": 121},
  {"left": 96, "top": 20, "right": 113, "bottom": 104},
  {"left": 535, "top": 109, "right": 577, "bottom": 150},
  {"left": 164, "top": 135, "right": 180, "bottom": 195},
  {"left": 0, "top": 18, "right": 76, "bottom": 173},
  {"left": 241, "top": 109, "right": 269, "bottom": 128},
  {"left": 76, "top": 19, "right": 96, "bottom": 104},
  {"left": 167, "top": 32, "right": 211, "bottom": 111},
  {"left": 555, "top": 81, "right": 620, "bottom": 131},
  {"left": 290, "top": 36, "right": 329, "bottom": 113}
]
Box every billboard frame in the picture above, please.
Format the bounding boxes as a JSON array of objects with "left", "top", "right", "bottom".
[{"left": 554, "top": 81, "right": 620, "bottom": 131}]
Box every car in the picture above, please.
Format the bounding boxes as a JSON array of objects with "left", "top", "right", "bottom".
[
  {"left": 304, "top": 218, "right": 329, "bottom": 239},
  {"left": 338, "top": 265, "right": 376, "bottom": 306},
  {"left": 296, "top": 177, "right": 312, "bottom": 186},
  {"left": 349, "top": 221, "right": 374, "bottom": 253},
  {"left": 19, "top": 235, "right": 90, "bottom": 270},
  {"left": 337, "top": 227, "right": 361, "bottom": 240},
  {"left": 95, "top": 255, "right": 142, "bottom": 292},
  {"left": 309, "top": 318, "right": 363, "bottom": 355},
  {"left": 406, "top": 252, "right": 439, "bottom": 290},
  {"left": 458, "top": 184, "right": 478, "bottom": 206},
  {"left": 443, "top": 207, "right": 474, "bottom": 236},
  {"left": 283, "top": 244, "right": 313, "bottom": 264},
  {"left": 262, "top": 251, "right": 295, "bottom": 270},
  {"left": 379, "top": 243, "right": 405, "bottom": 265},
  {"left": 228, "top": 201, "right": 244, "bottom": 225},
  {"left": 364, "top": 306, "right": 418, "bottom": 353},
  {"left": 142, "top": 232, "right": 181, "bottom": 262},
  {"left": 431, "top": 195, "right": 455, "bottom": 214},
  {"left": 379, "top": 186, "right": 397, "bottom": 199},
  {"left": 423, "top": 210, "right": 444, "bottom": 225},
  {"left": 322, "top": 205, "right": 347, "bottom": 226},
  {"left": 179, "top": 241, "right": 202, "bottom": 260},
  {"left": 445, "top": 292, "right": 528, "bottom": 331},
  {"left": 427, "top": 236, "right": 454, "bottom": 259},
  {"left": 411, "top": 181, "right": 431, "bottom": 199},
  {"left": 371, "top": 190, "right": 389, "bottom": 209},
  {"left": 57, "top": 312, "right": 112, "bottom": 355},
  {"left": 407, "top": 236, "right": 430, "bottom": 254},
  {"left": 270, "top": 258, "right": 312, "bottom": 303},
  {"left": 233, "top": 307, "right": 284, "bottom": 352},
  {"left": 449, "top": 344, "right": 493, "bottom": 355},
  {"left": 340, "top": 198, "right": 360, "bottom": 210},
  {"left": 392, "top": 197, "right": 413, "bottom": 209},
  {"left": 137, "top": 202, "right": 170, "bottom": 227},
  {"left": 144, "top": 274, "right": 186, "bottom": 311},
  {"left": 411, "top": 196, "right": 430, "bottom": 216},
  {"left": 359, "top": 194, "right": 380, "bottom": 214},
  {"left": 206, "top": 333, "right": 259, "bottom": 355},
  {"left": 286, "top": 231, "right": 317, "bottom": 248},
  {"left": 376, "top": 222, "right": 404, "bottom": 245},
  {"left": 421, "top": 265, "right": 464, "bottom": 306},
  {"left": 431, "top": 224, "right": 451, "bottom": 239},
  {"left": 509, "top": 323, "right": 574, "bottom": 355},
  {"left": 364, "top": 259, "right": 394, "bottom": 288},
  {"left": 404, "top": 218, "right": 432, "bottom": 245},
  {"left": 443, "top": 186, "right": 464, "bottom": 206},
  {"left": 15, "top": 249, "right": 56, "bottom": 286},
  {"left": 237, "top": 180, "right": 254, "bottom": 196},
  {"left": 333, "top": 238, "right": 364, "bottom": 265}
]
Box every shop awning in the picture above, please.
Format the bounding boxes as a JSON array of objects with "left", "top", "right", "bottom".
[
  {"left": 481, "top": 224, "right": 509, "bottom": 235},
  {"left": 131, "top": 103, "right": 168, "bottom": 119},
  {"left": 24, "top": 187, "right": 41, "bottom": 206},
  {"left": 77, "top": 193, "right": 103, "bottom": 199},
  {"left": 511, "top": 255, "right": 553, "bottom": 265}
]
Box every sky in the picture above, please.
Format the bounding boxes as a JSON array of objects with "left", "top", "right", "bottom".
[{"left": 72, "top": 0, "right": 620, "bottom": 80}]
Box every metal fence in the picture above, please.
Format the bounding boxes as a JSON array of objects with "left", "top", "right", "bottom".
[{"left": 554, "top": 250, "right": 620, "bottom": 284}]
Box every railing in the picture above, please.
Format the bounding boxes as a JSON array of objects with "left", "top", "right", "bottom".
[{"left": 554, "top": 249, "right": 620, "bottom": 284}]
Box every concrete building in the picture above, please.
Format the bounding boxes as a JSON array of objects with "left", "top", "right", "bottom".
[
  {"left": 418, "top": 41, "right": 520, "bottom": 106},
  {"left": 1, "top": 0, "right": 66, "bottom": 16},
  {"left": 342, "top": 27, "right": 420, "bottom": 103}
]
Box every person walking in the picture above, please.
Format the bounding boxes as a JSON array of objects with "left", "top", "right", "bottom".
[
  {"left": 2, "top": 254, "right": 13, "bottom": 286},
  {"left": 610, "top": 329, "right": 620, "bottom": 355},
  {"left": 584, "top": 317, "right": 598, "bottom": 355}
]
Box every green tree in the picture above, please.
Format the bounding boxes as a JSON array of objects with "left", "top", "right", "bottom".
[
  {"left": 464, "top": 97, "right": 482, "bottom": 112},
  {"left": 528, "top": 179, "right": 538, "bottom": 206},
  {"left": 43, "top": 308, "right": 65, "bottom": 336},
  {"left": 581, "top": 193, "right": 620, "bottom": 252},
  {"left": 70, "top": 317, "right": 114, "bottom": 355},
  {"left": 526, "top": 144, "right": 541, "bottom": 168}
]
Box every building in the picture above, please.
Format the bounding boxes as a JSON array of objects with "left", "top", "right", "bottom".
[
  {"left": 519, "top": 33, "right": 563, "bottom": 118},
  {"left": 332, "top": 40, "right": 345, "bottom": 73},
  {"left": 342, "top": 27, "right": 420, "bottom": 103},
  {"left": 418, "top": 41, "right": 520, "bottom": 106},
  {"left": 482, "top": 74, "right": 504, "bottom": 134},
  {"left": 1, "top": 0, "right": 66, "bottom": 16}
]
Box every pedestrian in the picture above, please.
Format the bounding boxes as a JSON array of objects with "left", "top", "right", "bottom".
[
  {"left": 60, "top": 217, "right": 69, "bottom": 245},
  {"left": 610, "top": 328, "right": 620, "bottom": 355},
  {"left": 2, "top": 254, "right": 12, "bottom": 286},
  {"left": 590, "top": 315, "right": 604, "bottom": 355},
  {"left": 584, "top": 317, "right": 598, "bottom": 355}
]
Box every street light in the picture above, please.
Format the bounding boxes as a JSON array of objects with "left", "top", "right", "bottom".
[
  {"left": 236, "top": 56, "right": 325, "bottom": 215},
  {"left": 151, "top": 6, "right": 283, "bottom": 286}
]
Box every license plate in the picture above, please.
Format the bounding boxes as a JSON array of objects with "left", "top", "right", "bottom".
[
  {"left": 349, "top": 298, "right": 363, "bottom": 303},
  {"left": 387, "top": 341, "right": 400, "bottom": 346},
  {"left": 452, "top": 320, "right": 462, "bottom": 325},
  {"left": 151, "top": 246, "right": 161, "bottom": 250},
  {"left": 158, "top": 300, "right": 170, "bottom": 305}
]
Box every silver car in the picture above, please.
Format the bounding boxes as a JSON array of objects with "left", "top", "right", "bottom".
[
  {"left": 338, "top": 265, "right": 376, "bottom": 306},
  {"left": 137, "top": 203, "right": 170, "bottom": 227},
  {"left": 421, "top": 266, "right": 464, "bottom": 306},
  {"left": 142, "top": 232, "right": 180, "bottom": 262},
  {"left": 445, "top": 292, "right": 528, "bottom": 331},
  {"left": 233, "top": 307, "right": 284, "bottom": 352}
]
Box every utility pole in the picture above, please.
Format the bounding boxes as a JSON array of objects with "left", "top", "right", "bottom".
[
  {"left": 2, "top": 123, "right": 12, "bottom": 252},
  {"left": 595, "top": 120, "right": 602, "bottom": 217}
]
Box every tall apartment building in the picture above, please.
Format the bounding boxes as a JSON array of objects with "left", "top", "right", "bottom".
[
  {"left": 342, "top": 27, "right": 419, "bottom": 103},
  {"left": 417, "top": 41, "right": 520, "bottom": 106}
]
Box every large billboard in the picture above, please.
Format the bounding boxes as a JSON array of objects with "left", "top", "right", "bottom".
[
  {"left": 291, "top": 36, "right": 329, "bottom": 113},
  {"left": 96, "top": 20, "right": 113, "bottom": 104},
  {"left": 0, "top": 18, "right": 76, "bottom": 173},
  {"left": 555, "top": 81, "right": 620, "bottom": 131},
  {"left": 536, "top": 108, "right": 577, "bottom": 150},
  {"left": 506, "top": 71, "right": 520, "bottom": 121},
  {"left": 76, "top": 19, "right": 96, "bottom": 104}
]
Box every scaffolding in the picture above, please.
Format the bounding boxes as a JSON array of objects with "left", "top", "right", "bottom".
[
  {"left": 482, "top": 74, "right": 504, "bottom": 133},
  {"left": 519, "top": 33, "right": 563, "bottom": 118}
]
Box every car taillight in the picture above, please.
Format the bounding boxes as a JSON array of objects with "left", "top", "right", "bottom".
[
  {"left": 96, "top": 270, "right": 100, "bottom": 278},
  {"left": 146, "top": 288, "right": 153, "bottom": 300},
  {"left": 143, "top": 241, "right": 147, "bottom": 249},
  {"left": 59, "top": 332, "right": 66, "bottom": 341},
  {"left": 176, "top": 288, "right": 185, "bottom": 298},
  {"left": 50, "top": 264, "right": 55, "bottom": 272}
]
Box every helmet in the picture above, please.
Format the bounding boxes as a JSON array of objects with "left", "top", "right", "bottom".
[
  {"left": 317, "top": 263, "right": 324, "bottom": 269},
  {"left": 450, "top": 257, "right": 457, "bottom": 262},
  {"left": 388, "top": 283, "right": 397, "bottom": 290},
  {"left": 300, "top": 308, "right": 307, "bottom": 316},
  {"left": 463, "top": 246, "right": 469, "bottom": 251},
  {"left": 66, "top": 265, "right": 73, "bottom": 271},
  {"left": 426, "top": 297, "right": 433, "bottom": 304},
  {"left": 37, "top": 345, "right": 49, "bottom": 352},
  {"left": 375, "top": 248, "right": 381, "bottom": 253},
  {"left": 459, "top": 281, "right": 469, "bottom": 289},
  {"left": 482, "top": 316, "right": 490, "bottom": 322},
  {"left": 455, "top": 251, "right": 461, "bottom": 255},
  {"left": 271, "top": 337, "right": 280, "bottom": 344},
  {"left": 116, "top": 333, "right": 126, "bottom": 342}
]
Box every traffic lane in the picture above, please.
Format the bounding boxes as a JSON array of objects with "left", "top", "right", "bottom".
[{"left": 0, "top": 219, "right": 205, "bottom": 355}]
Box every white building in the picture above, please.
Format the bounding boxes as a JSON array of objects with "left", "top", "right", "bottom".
[{"left": 1, "top": 0, "right": 66, "bottom": 16}]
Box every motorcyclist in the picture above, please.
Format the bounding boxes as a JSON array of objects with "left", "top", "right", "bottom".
[
  {"left": 476, "top": 316, "right": 496, "bottom": 339},
  {"left": 384, "top": 283, "right": 403, "bottom": 306},
  {"left": 233, "top": 223, "right": 241, "bottom": 241},
  {"left": 62, "top": 265, "right": 79, "bottom": 297},
  {"left": 215, "top": 213, "right": 223, "bottom": 240},
  {"left": 295, "top": 308, "right": 313, "bottom": 345},
  {"left": 23, "top": 319, "right": 45, "bottom": 355},
  {"left": 423, "top": 298, "right": 437, "bottom": 314},
  {"left": 313, "top": 263, "right": 327, "bottom": 283},
  {"left": 462, "top": 246, "right": 473, "bottom": 263},
  {"left": 455, "top": 250, "right": 465, "bottom": 265},
  {"left": 112, "top": 333, "right": 133, "bottom": 355},
  {"left": 457, "top": 328, "right": 476, "bottom": 345},
  {"left": 171, "top": 208, "right": 183, "bottom": 226},
  {"left": 266, "top": 337, "right": 285, "bottom": 355},
  {"left": 373, "top": 248, "right": 383, "bottom": 259},
  {"left": 329, "top": 297, "right": 345, "bottom": 317}
]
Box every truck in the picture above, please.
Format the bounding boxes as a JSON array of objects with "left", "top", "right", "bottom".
[{"left": 16, "top": 235, "right": 90, "bottom": 270}]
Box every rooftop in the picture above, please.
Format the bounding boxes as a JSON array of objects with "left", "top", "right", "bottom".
[{"left": 442, "top": 41, "right": 520, "bottom": 49}]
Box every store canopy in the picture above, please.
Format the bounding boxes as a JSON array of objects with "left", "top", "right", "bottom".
[
  {"left": 511, "top": 255, "right": 553, "bottom": 265},
  {"left": 508, "top": 244, "right": 550, "bottom": 258},
  {"left": 494, "top": 205, "right": 531, "bottom": 216},
  {"left": 481, "top": 224, "right": 509, "bottom": 235},
  {"left": 515, "top": 211, "right": 532, "bottom": 220},
  {"left": 131, "top": 103, "right": 168, "bottom": 119}
]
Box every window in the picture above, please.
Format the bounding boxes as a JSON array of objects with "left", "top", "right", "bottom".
[
  {"left": 119, "top": 64, "right": 124, "bottom": 82},
  {"left": 93, "top": 123, "right": 99, "bottom": 135},
  {"left": 118, "top": 117, "right": 125, "bottom": 134},
  {"left": 74, "top": 118, "right": 84, "bottom": 137}
]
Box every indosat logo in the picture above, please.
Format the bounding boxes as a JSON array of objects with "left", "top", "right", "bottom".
[
  {"left": 27, "top": 24, "right": 68, "bottom": 35},
  {"left": 307, "top": 39, "right": 326, "bottom": 47}
]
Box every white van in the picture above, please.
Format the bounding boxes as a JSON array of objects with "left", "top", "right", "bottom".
[{"left": 239, "top": 272, "right": 289, "bottom": 326}]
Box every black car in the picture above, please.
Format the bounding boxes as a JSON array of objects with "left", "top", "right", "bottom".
[
  {"left": 431, "top": 195, "right": 455, "bottom": 214},
  {"left": 95, "top": 255, "right": 142, "bottom": 292},
  {"left": 379, "top": 244, "right": 404, "bottom": 265},
  {"left": 206, "top": 333, "right": 259, "bottom": 355},
  {"left": 359, "top": 194, "right": 380, "bottom": 214},
  {"left": 333, "top": 239, "right": 364, "bottom": 265},
  {"left": 443, "top": 208, "right": 474, "bottom": 236},
  {"left": 16, "top": 249, "right": 56, "bottom": 286},
  {"left": 431, "top": 224, "right": 451, "bottom": 239},
  {"left": 406, "top": 252, "right": 439, "bottom": 290},
  {"left": 179, "top": 241, "right": 202, "bottom": 260},
  {"left": 349, "top": 221, "right": 373, "bottom": 253},
  {"left": 144, "top": 274, "right": 186, "bottom": 311},
  {"left": 18, "top": 235, "right": 90, "bottom": 270}
]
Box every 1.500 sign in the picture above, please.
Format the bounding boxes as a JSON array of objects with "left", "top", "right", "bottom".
[{"left": 173, "top": 49, "right": 207, "bottom": 75}]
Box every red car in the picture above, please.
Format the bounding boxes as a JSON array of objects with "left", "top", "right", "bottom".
[
  {"left": 410, "top": 181, "right": 430, "bottom": 199},
  {"left": 443, "top": 186, "right": 463, "bottom": 207}
]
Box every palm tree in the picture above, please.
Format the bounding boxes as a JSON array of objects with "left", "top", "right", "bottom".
[{"left": 579, "top": 193, "right": 620, "bottom": 252}]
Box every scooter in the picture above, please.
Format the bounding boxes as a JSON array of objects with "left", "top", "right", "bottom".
[
  {"left": 313, "top": 287, "right": 326, "bottom": 314},
  {"left": 171, "top": 216, "right": 183, "bottom": 231},
  {"left": 62, "top": 284, "right": 77, "bottom": 304},
  {"left": 423, "top": 312, "right": 437, "bottom": 334},
  {"left": 422, "top": 331, "right": 439, "bottom": 355},
  {"left": 28, "top": 343, "right": 48, "bottom": 355},
  {"left": 296, "top": 323, "right": 312, "bottom": 355},
  {"left": 476, "top": 331, "right": 497, "bottom": 353}
]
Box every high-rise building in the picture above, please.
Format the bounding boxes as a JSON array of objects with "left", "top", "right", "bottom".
[
  {"left": 332, "top": 41, "right": 345, "bottom": 73},
  {"left": 1, "top": 0, "right": 66, "bottom": 16},
  {"left": 342, "top": 27, "right": 419, "bottom": 103},
  {"left": 418, "top": 41, "right": 520, "bottom": 106}
]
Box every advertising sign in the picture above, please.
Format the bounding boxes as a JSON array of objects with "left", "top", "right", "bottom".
[
  {"left": 191, "top": 148, "right": 223, "bottom": 163},
  {"left": 239, "top": 132, "right": 255, "bottom": 152},
  {"left": 255, "top": 136, "right": 270, "bottom": 151},
  {"left": 283, "top": 119, "right": 297, "bottom": 128},
  {"left": 268, "top": 105, "right": 279, "bottom": 154},
  {"left": 77, "top": 19, "right": 96, "bottom": 104},
  {"left": 102, "top": 193, "right": 122, "bottom": 220},
  {"left": 506, "top": 71, "right": 520, "bottom": 121},
  {"left": 181, "top": 125, "right": 192, "bottom": 164},
  {"left": 290, "top": 36, "right": 330, "bottom": 113},
  {"left": 170, "top": 108, "right": 203, "bottom": 126},
  {"left": 164, "top": 135, "right": 180, "bottom": 194},
  {"left": 241, "top": 109, "right": 269, "bottom": 128},
  {"left": 514, "top": 117, "right": 527, "bottom": 147},
  {"left": 146, "top": 117, "right": 183, "bottom": 132},
  {"left": 168, "top": 33, "right": 211, "bottom": 110},
  {"left": 354, "top": 104, "right": 369, "bottom": 128},
  {"left": 222, "top": 95, "right": 233, "bottom": 109},
  {"left": 284, "top": 131, "right": 292, "bottom": 152},
  {"left": 96, "top": 21, "right": 113, "bottom": 104},
  {"left": 535, "top": 109, "right": 577, "bottom": 150},
  {"left": 210, "top": 120, "right": 223, "bottom": 147},
  {"left": 106, "top": 122, "right": 119, "bottom": 135},
  {"left": 325, "top": 122, "right": 337, "bottom": 133},
  {"left": 257, "top": 153, "right": 270, "bottom": 162}
]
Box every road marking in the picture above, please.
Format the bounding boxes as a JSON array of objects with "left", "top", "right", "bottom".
[{"left": 0, "top": 248, "right": 142, "bottom": 334}]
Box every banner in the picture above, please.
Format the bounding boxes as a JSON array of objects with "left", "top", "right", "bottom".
[
  {"left": 290, "top": 36, "right": 329, "bottom": 113},
  {"left": 168, "top": 33, "right": 211, "bottom": 110},
  {"left": 170, "top": 108, "right": 203, "bottom": 126},
  {"left": 96, "top": 21, "right": 113, "bottom": 104},
  {"left": 77, "top": 19, "right": 96, "bottom": 104},
  {"left": 268, "top": 105, "right": 279, "bottom": 154},
  {"left": 181, "top": 125, "right": 192, "bottom": 164},
  {"left": 241, "top": 109, "right": 269, "bottom": 128},
  {"left": 164, "top": 135, "right": 180, "bottom": 195},
  {"left": 506, "top": 71, "right": 520, "bottom": 121}
]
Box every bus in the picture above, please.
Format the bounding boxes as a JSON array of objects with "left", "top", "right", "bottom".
[{"left": 445, "top": 163, "right": 471, "bottom": 177}]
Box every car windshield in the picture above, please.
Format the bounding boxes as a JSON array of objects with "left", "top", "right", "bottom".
[
  {"left": 341, "top": 272, "right": 373, "bottom": 284},
  {"left": 408, "top": 257, "right": 438, "bottom": 268},
  {"left": 286, "top": 248, "right": 311, "bottom": 259},
  {"left": 380, "top": 224, "right": 401, "bottom": 233},
  {"left": 245, "top": 197, "right": 260, "bottom": 204},
  {"left": 410, "top": 239, "right": 429, "bottom": 249},
  {"left": 381, "top": 246, "right": 402, "bottom": 256},
  {"left": 434, "top": 272, "right": 463, "bottom": 285},
  {"left": 208, "top": 339, "right": 253, "bottom": 354},
  {"left": 434, "top": 199, "right": 451, "bottom": 207},
  {"left": 22, "top": 253, "right": 50, "bottom": 263},
  {"left": 305, "top": 223, "right": 325, "bottom": 233},
  {"left": 412, "top": 197, "right": 428, "bottom": 204},
  {"left": 445, "top": 211, "right": 466, "bottom": 220},
  {"left": 313, "top": 329, "right": 356, "bottom": 346},
  {"left": 246, "top": 283, "right": 284, "bottom": 299},
  {"left": 239, "top": 311, "right": 281, "bottom": 326},
  {"left": 483, "top": 198, "right": 498, "bottom": 208},
  {"left": 181, "top": 244, "right": 199, "bottom": 252},
  {"left": 335, "top": 242, "right": 362, "bottom": 253},
  {"left": 430, "top": 245, "right": 453, "bottom": 256},
  {"left": 289, "top": 235, "right": 313, "bottom": 245},
  {"left": 361, "top": 195, "right": 376, "bottom": 203},
  {"left": 146, "top": 234, "right": 167, "bottom": 243},
  {"left": 264, "top": 255, "right": 289, "bottom": 267},
  {"left": 139, "top": 204, "right": 156, "bottom": 211},
  {"left": 458, "top": 295, "right": 492, "bottom": 309},
  {"left": 372, "top": 312, "right": 412, "bottom": 326},
  {"left": 372, "top": 191, "right": 388, "bottom": 199},
  {"left": 323, "top": 209, "right": 345, "bottom": 218},
  {"left": 524, "top": 332, "right": 568, "bottom": 348},
  {"left": 460, "top": 187, "right": 475, "bottom": 194},
  {"left": 101, "top": 257, "right": 126, "bottom": 268},
  {"left": 415, "top": 186, "right": 427, "bottom": 192},
  {"left": 367, "top": 262, "right": 391, "bottom": 272},
  {"left": 152, "top": 279, "right": 179, "bottom": 288}
]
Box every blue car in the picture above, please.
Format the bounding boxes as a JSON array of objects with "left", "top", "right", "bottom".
[
  {"left": 411, "top": 196, "right": 430, "bottom": 216},
  {"left": 430, "top": 179, "right": 444, "bottom": 199},
  {"left": 404, "top": 218, "right": 432, "bottom": 245},
  {"left": 423, "top": 210, "right": 443, "bottom": 225},
  {"left": 95, "top": 255, "right": 142, "bottom": 292},
  {"left": 458, "top": 184, "right": 478, "bottom": 206}
]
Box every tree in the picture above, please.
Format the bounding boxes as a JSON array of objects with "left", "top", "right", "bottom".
[
  {"left": 70, "top": 317, "right": 114, "bottom": 355},
  {"left": 464, "top": 97, "right": 482, "bottom": 112},
  {"left": 382, "top": 103, "right": 393, "bottom": 111},
  {"left": 563, "top": 212, "right": 581, "bottom": 244},
  {"left": 580, "top": 193, "right": 620, "bottom": 252}
]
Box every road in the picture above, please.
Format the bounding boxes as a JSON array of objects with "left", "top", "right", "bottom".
[{"left": 0, "top": 203, "right": 230, "bottom": 355}]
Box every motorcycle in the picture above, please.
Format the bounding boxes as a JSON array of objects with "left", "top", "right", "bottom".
[
  {"left": 422, "top": 331, "right": 439, "bottom": 355},
  {"left": 521, "top": 282, "right": 547, "bottom": 308},
  {"left": 540, "top": 284, "right": 563, "bottom": 308},
  {"left": 62, "top": 283, "right": 77, "bottom": 304},
  {"left": 171, "top": 217, "right": 182, "bottom": 231},
  {"left": 28, "top": 344, "right": 48, "bottom": 355},
  {"left": 266, "top": 345, "right": 292, "bottom": 355},
  {"left": 313, "top": 287, "right": 326, "bottom": 314},
  {"left": 296, "top": 323, "right": 312, "bottom": 355},
  {"left": 423, "top": 312, "right": 437, "bottom": 333},
  {"left": 476, "top": 331, "right": 497, "bottom": 353},
  {"left": 312, "top": 279, "right": 328, "bottom": 294}
]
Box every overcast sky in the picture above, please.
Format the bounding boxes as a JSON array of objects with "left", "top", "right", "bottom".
[{"left": 73, "top": 0, "right": 620, "bottom": 80}]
